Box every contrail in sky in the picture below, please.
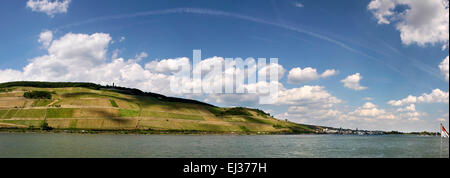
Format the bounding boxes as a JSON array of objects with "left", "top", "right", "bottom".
[
  {"left": 60, "top": 8, "right": 372, "bottom": 57},
  {"left": 60, "top": 7, "right": 404, "bottom": 75}
]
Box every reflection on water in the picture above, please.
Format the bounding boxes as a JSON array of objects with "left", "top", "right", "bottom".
[{"left": 0, "top": 133, "right": 448, "bottom": 158}]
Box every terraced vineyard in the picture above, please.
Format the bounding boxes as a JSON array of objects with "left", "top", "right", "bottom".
[{"left": 0, "top": 82, "right": 321, "bottom": 133}]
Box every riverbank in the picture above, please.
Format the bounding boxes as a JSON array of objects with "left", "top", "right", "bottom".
[
  {"left": 0, "top": 128, "right": 317, "bottom": 136},
  {"left": 3, "top": 128, "right": 441, "bottom": 136}
]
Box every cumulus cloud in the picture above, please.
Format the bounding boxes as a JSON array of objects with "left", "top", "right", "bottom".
[
  {"left": 38, "top": 30, "right": 53, "bottom": 48},
  {"left": 277, "top": 85, "right": 341, "bottom": 106},
  {"left": 206, "top": 83, "right": 342, "bottom": 119},
  {"left": 272, "top": 85, "right": 343, "bottom": 123},
  {"left": 397, "top": 104, "right": 416, "bottom": 112},
  {"left": 280, "top": 99, "right": 432, "bottom": 131},
  {"left": 341, "top": 73, "right": 367, "bottom": 91},
  {"left": 286, "top": 107, "right": 342, "bottom": 122},
  {"left": 26, "top": 0, "right": 71, "bottom": 17},
  {"left": 348, "top": 102, "right": 390, "bottom": 119},
  {"left": 388, "top": 89, "right": 449, "bottom": 106},
  {"left": 145, "top": 57, "right": 190, "bottom": 74},
  {"left": 0, "top": 33, "right": 271, "bottom": 97},
  {"left": 258, "top": 63, "right": 286, "bottom": 80},
  {"left": 288, "top": 67, "right": 319, "bottom": 84},
  {"left": 1, "top": 30, "right": 444, "bottom": 132},
  {"left": 439, "top": 56, "right": 449, "bottom": 81},
  {"left": 287, "top": 67, "right": 338, "bottom": 84},
  {"left": 396, "top": 104, "right": 426, "bottom": 120},
  {"left": 343, "top": 102, "right": 426, "bottom": 123},
  {"left": 321, "top": 69, "right": 339, "bottom": 78},
  {"left": 0, "top": 32, "right": 173, "bottom": 95},
  {"left": 368, "top": 0, "right": 449, "bottom": 48}
]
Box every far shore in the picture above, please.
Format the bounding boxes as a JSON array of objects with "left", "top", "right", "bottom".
[
  {"left": 0, "top": 128, "right": 440, "bottom": 136},
  {"left": 0, "top": 128, "right": 318, "bottom": 136}
]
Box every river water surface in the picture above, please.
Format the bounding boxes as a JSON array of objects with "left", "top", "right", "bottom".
[{"left": 0, "top": 133, "right": 448, "bottom": 158}]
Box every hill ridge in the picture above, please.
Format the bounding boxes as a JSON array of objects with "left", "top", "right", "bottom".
[{"left": 0, "top": 81, "right": 321, "bottom": 134}]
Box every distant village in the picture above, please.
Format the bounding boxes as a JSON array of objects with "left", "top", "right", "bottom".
[
  {"left": 317, "top": 128, "right": 386, "bottom": 135},
  {"left": 316, "top": 127, "right": 441, "bottom": 136}
]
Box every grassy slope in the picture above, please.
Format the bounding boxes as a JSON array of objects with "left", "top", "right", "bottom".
[{"left": 0, "top": 82, "right": 322, "bottom": 133}]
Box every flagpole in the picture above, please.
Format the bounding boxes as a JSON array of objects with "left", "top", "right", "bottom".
[{"left": 440, "top": 123, "right": 443, "bottom": 158}]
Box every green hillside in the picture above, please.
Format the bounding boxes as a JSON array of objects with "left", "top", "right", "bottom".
[{"left": 0, "top": 81, "right": 322, "bottom": 134}]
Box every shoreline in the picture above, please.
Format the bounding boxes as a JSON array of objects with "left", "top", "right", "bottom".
[
  {"left": 2, "top": 128, "right": 439, "bottom": 137},
  {"left": 0, "top": 128, "right": 318, "bottom": 136},
  {"left": 0, "top": 128, "right": 440, "bottom": 137}
]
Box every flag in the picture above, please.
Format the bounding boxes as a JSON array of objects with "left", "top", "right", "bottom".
[{"left": 442, "top": 124, "right": 449, "bottom": 138}]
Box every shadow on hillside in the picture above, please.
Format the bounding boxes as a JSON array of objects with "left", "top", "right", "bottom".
[
  {"left": 62, "top": 92, "right": 134, "bottom": 102},
  {"left": 64, "top": 92, "right": 207, "bottom": 115},
  {"left": 136, "top": 96, "right": 203, "bottom": 112},
  {"left": 90, "top": 109, "right": 132, "bottom": 124}
]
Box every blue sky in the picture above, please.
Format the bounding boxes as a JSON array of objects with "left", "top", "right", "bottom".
[{"left": 0, "top": 0, "right": 449, "bottom": 132}]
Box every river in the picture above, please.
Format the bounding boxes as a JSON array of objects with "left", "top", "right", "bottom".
[{"left": 0, "top": 133, "right": 448, "bottom": 158}]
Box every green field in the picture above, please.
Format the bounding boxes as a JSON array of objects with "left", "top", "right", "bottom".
[
  {"left": 13, "top": 109, "right": 46, "bottom": 118},
  {"left": 2, "top": 109, "right": 19, "bottom": 119},
  {"left": 2, "top": 120, "right": 43, "bottom": 128},
  {"left": 119, "top": 109, "right": 140, "bottom": 117},
  {"left": 141, "top": 110, "right": 204, "bottom": 121},
  {"left": 47, "top": 108, "right": 74, "bottom": 118},
  {"left": 0, "top": 81, "right": 321, "bottom": 133},
  {"left": 0, "top": 110, "right": 8, "bottom": 119},
  {"left": 110, "top": 99, "right": 118, "bottom": 107}
]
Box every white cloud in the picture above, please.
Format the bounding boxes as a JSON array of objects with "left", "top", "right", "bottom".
[
  {"left": 133, "top": 52, "right": 148, "bottom": 62},
  {"left": 397, "top": 104, "right": 416, "bottom": 112},
  {"left": 206, "top": 83, "right": 342, "bottom": 115},
  {"left": 273, "top": 85, "right": 343, "bottom": 122},
  {"left": 47, "top": 33, "right": 111, "bottom": 66},
  {"left": 288, "top": 67, "right": 338, "bottom": 84},
  {"left": 348, "top": 102, "right": 390, "bottom": 118},
  {"left": 367, "top": 0, "right": 396, "bottom": 24},
  {"left": 396, "top": 104, "right": 426, "bottom": 120},
  {"left": 26, "top": 0, "right": 71, "bottom": 17},
  {"left": 0, "top": 32, "right": 177, "bottom": 95},
  {"left": 321, "top": 69, "right": 339, "bottom": 78},
  {"left": 280, "top": 96, "right": 435, "bottom": 132},
  {"left": 388, "top": 89, "right": 449, "bottom": 106},
  {"left": 145, "top": 57, "right": 190, "bottom": 74},
  {"left": 38, "top": 30, "right": 53, "bottom": 48},
  {"left": 285, "top": 108, "right": 342, "bottom": 122},
  {"left": 339, "top": 102, "right": 425, "bottom": 126},
  {"left": 0, "top": 69, "right": 24, "bottom": 83},
  {"left": 341, "top": 73, "right": 367, "bottom": 91},
  {"left": 439, "top": 56, "right": 449, "bottom": 81},
  {"left": 294, "top": 2, "right": 304, "bottom": 8},
  {"left": 277, "top": 85, "right": 342, "bottom": 106},
  {"left": 258, "top": 63, "right": 286, "bottom": 80},
  {"left": 288, "top": 67, "right": 319, "bottom": 84},
  {"left": 368, "top": 0, "right": 449, "bottom": 47},
  {"left": 1, "top": 31, "right": 446, "bottom": 132},
  {"left": 111, "top": 49, "right": 120, "bottom": 59}
]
